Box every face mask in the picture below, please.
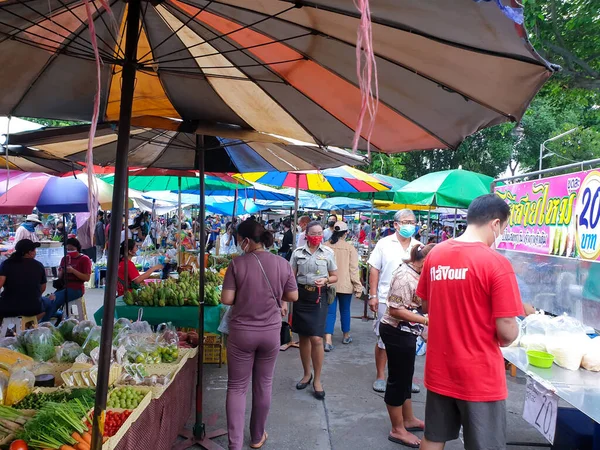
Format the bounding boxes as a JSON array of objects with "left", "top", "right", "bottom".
[
  {"left": 398, "top": 224, "right": 416, "bottom": 238},
  {"left": 241, "top": 238, "right": 250, "bottom": 253},
  {"left": 492, "top": 228, "right": 503, "bottom": 249},
  {"left": 306, "top": 235, "right": 323, "bottom": 246},
  {"left": 67, "top": 250, "right": 78, "bottom": 256},
  {"left": 328, "top": 221, "right": 336, "bottom": 228}
]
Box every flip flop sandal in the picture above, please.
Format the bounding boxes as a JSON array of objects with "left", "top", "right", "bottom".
[
  {"left": 250, "top": 432, "right": 268, "bottom": 449},
  {"left": 405, "top": 426, "right": 425, "bottom": 432},
  {"left": 372, "top": 379, "right": 386, "bottom": 392},
  {"left": 388, "top": 435, "right": 420, "bottom": 448}
]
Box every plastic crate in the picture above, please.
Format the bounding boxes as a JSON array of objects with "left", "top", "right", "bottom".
[{"left": 203, "top": 342, "right": 226, "bottom": 365}]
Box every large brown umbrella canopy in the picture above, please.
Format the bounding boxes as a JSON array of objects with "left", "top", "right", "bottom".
[
  {"left": 6, "top": 116, "right": 366, "bottom": 172},
  {"left": 0, "top": 0, "right": 553, "bottom": 153}
]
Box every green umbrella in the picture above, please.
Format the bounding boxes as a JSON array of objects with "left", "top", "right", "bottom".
[
  {"left": 102, "top": 173, "right": 243, "bottom": 192},
  {"left": 393, "top": 169, "right": 495, "bottom": 208}
]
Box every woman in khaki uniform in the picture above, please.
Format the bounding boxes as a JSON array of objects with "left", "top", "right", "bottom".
[
  {"left": 324, "top": 221, "right": 362, "bottom": 351},
  {"left": 290, "top": 221, "right": 338, "bottom": 400}
]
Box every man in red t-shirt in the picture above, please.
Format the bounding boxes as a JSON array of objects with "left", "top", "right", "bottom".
[{"left": 417, "top": 194, "right": 523, "bottom": 450}]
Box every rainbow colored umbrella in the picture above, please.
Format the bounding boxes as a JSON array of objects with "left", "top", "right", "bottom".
[
  {"left": 235, "top": 166, "right": 391, "bottom": 193},
  {"left": 0, "top": 172, "right": 89, "bottom": 214}
]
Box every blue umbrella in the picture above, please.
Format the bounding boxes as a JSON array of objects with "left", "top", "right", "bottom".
[
  {"left": 205, "top": 197, "right": 267, "bottom": 216},
  {"left": 324, "top": 197, "right": 373, "bottom": 211}
]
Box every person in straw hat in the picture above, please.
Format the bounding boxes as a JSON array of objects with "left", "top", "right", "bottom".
[{"left": 14, "top": 214, "right": 42, "bottom": 244}]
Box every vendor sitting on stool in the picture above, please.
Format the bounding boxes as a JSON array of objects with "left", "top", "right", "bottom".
[
  {"left": 42, "top": 238, "right": 92, "bottom": 323},
  {"left": 0, "top": 239, "right": 49, "bottom": 322},
  {"left": 117, "top": 239, "right": 163, "bottom": 296}
]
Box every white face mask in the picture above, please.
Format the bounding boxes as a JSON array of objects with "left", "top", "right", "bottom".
[{"left": 492, "top": 227, "right": 503, "bottom": 249}]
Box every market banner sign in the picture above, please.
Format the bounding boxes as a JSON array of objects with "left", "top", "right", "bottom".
[{"left": 495, "top": 170, "right": 600, "bottom": 261}]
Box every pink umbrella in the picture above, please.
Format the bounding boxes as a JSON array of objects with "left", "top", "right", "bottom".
[
  {"left": 0, "top": 171, "right": 89, "bottom": 214},
  {"left": 0, "top": 170, "right": 52, "bottom": 196}
]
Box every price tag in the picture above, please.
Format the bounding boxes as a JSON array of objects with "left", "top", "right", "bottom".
[
  {"left": 523, "top": 378, "right": 558, "bottom": 444},
  {"left": 576, "top": 171, "right": 600, "bottom": 260}
]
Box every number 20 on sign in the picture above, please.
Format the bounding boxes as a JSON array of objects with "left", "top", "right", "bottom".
[
  {"left": 576, "top": 171, "right": 600, "bottom": 260},
  {"left": 523, "top": 378, "right": 558, "bottom": 444}
]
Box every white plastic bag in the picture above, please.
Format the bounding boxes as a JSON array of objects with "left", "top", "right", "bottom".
[
  {"left": 545, "top": 315, "right": 589, "bottom": 371},
  {"left": 520, "top": 314, "right": 552, "bottom": 351},
  {"left": 218, "top": 306, "right": 232, "bottom": 335},
  {"left": 582, "top": 338, "right": 600, "bottom": 371}
]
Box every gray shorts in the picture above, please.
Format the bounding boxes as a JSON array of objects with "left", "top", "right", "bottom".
[{"left": 424, "top": 390, "right": 507, "bottom": 450}]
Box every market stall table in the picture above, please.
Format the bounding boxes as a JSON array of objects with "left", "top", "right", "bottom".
[
  {"left": 112, "top": 352, "right": 199, "bottom": 450},
  {"left": 94, "top": 298, "right": 223, "bottom": 333},
  {"left": 502, "top": 347, "right": 600, "bottom": 448}
]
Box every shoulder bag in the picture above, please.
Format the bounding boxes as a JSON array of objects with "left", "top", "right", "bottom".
[{"left": 218, "top": 252, "right": 281, "bottom": 335}]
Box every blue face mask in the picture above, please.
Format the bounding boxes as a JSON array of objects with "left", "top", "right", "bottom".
[{"left": 398, "top": 224, "right": 416, "bottom": 238}]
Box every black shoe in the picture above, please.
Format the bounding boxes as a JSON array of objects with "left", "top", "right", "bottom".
[
  {"left": 296, "top": 374, "right": 313, "bottom": 390},
  {"left": 313, "top": 383, "right": 325, "bottom": 400}
]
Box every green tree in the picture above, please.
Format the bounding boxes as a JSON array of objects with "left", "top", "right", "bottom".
[
  {"left": 524, "top": 0, "right": 600, "bottom": 92},
  {"left": 19, "top": 117, "right": 86, "bottom": 128}
]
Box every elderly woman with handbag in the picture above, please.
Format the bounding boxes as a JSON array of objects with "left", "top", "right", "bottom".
[{"left": 220, "top": 219, "right": 298, "bottom": 450}]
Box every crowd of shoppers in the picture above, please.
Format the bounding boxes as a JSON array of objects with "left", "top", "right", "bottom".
[{"left": 217, "top": 193, "right": 525, "bottom": 450}]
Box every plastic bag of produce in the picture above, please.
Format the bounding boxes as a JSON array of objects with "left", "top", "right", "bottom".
[
  {"left": 23, "top": 328, "right": 56, "bottom": 362},
  {"left": 545, "top": 315, "right": 590, "bottom": 371},
  {"left": 112, "top": 318, "right": 132, "bottom": 346},
  {"left": 72, "top": 320, "right": 95, "bottom": 346},
  {"left": 582, "top": 338, "right": 600, "bottom": 372},
  {"left": 56, "top": 341, "right": 84, "bottom": 363},
  {"left": 520, "top": 314, "right": 552, "bottom": 352},
  {"left": 39, "top": 322, "right": 65, "bottom": 346},
  {"left": 57, "top": 318, "right": 79, "bottom": 341},
  {"left": 5, "top": 367, "right": 35, "bottom": 406},
  {"left": 155, "top": 323, "right": 179, "bottom": 363},
  {"left": 130, "top": 320, "right": 153, "bottom": 335},
  {"left": 126, "top": 343, "right": 161, "bottom": 364},
  {"left": 0, "top": 337, "right": 26, "bottom": 354},
  {"left": 82, "top": 326, "right": 102, "bottom": 356},
  {"left": 114, "top": 318, "right": 131, "bottom": 335}
]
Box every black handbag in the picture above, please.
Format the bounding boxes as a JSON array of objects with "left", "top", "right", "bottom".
[
  {"left": 280, "top": 322, "right": 292, "bottom": 345},
  {"left": 52, "top": 277, "right": 65, "bottom": 291}
]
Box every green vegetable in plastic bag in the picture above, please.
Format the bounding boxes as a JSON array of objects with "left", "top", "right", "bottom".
[
  {"left": 82, "top": 326, "right": 102, "bottom": 356},
  {"left": 72, "top": 320, "right": 94, "bottom": 346},
  {"left": 39, "top": 322, "right": 65, "bottom": 346},
  {"left": 57, "top": 318, "right": 79, "bottom": 341},
  {"left": 0, "top": 337, "right": 26, "bottom": 355},
  {"left": 56, "top": 341, "right": 83, "bottom": 363},
  {"left": 23, "top": 328, "right": 56, "bottom": 362}
]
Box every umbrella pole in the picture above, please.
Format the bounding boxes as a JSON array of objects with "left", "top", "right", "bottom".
[
  {"left": 178, "top": 176, "right": 182, "bottom": 267},
  {"left": 91, "top": 0, "right": 139, "bottom": 448},
  {"left": 62, "top": 213, "right": 68, "bottom": 319},
  {"left": 292, "top": 173, "right": 299, "bottom": 250},
  {"left": 453, "top": 207, "right": 457, "bottom": 238},
  {"left": 175, "top": 135, "right": 227, "bottom": 449},
  {"left": 369, "top": 193, "right": 374, "bottom": 251},
  {"left": 232, "top": 182, "right": 238, "bottom": 219},
  {"left": 123, "top": 169, "right": 128, "bottom": 292}
]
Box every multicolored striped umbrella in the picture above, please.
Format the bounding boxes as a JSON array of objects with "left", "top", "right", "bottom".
[
  {"left": 0, "top": 172, "right": 88, "bottom": 214},
  {"left": 0, "top": 1, "right": 552, "bottom": 153},
  {"left": 235, "top": 166, "right": 391, "bottom": 193},
  {"left": 7, "top": 119, "right": 365, "bottom": 172},
  {"left": 0, "top": 169, "right": 136, "bottom": 212}
]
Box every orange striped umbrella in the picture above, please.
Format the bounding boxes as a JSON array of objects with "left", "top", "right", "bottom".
[{"left": 0, "top": 0, "right": 553, "bottom": 153}]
